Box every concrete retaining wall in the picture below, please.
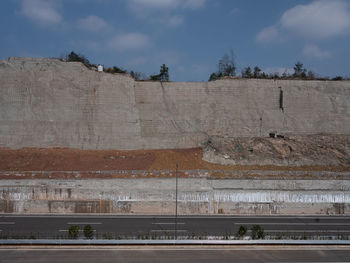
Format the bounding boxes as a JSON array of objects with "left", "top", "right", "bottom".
[
  {"left": 2, "top": 175, "right": 350, "bottom": 215},
  {"left": 0, "top": 57, "right": 349, "bottom": 150}
]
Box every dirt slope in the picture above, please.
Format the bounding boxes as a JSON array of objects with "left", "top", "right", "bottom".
[{"left": 0, "top": 145, "right": 349, "bottom": 173}]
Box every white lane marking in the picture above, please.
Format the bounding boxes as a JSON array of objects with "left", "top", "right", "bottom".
[
  {"left": 263, "top": 230, "right": 350, "bottom": 233},
  {"left": 0, "top": 222, "right": 15, "bottom": 225},
  {"left": 5, "top": 215, "right": 350, "bottom": 219},
  {"left": 0, "top": 249, "right": 349, "bottom": 253},
  {"left": 150, "top": 230, "right": 187, "bottom": 232},
  {"left": 235, "top": 222, "right": 350, "bottom": 226},
  {"left": 67, "top": 222, "right": 102, "bottom": 225},
  {"left": 152, "top": 223, "right": 185, "bottom": 225},
  {"left": 59, "top": 230, "right": 97, "bottom": 232}
]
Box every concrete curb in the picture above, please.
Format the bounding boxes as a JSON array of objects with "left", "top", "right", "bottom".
[
  {"left": 4, "top": 214, "right": 350, "bottom": 217},
  {"left": 1, "top": 240, "right": 350, "bottom": 245}
]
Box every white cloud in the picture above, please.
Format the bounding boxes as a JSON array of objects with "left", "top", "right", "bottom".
[
  {"left": 20, "top": 0, "right": 62, "bottom": 26},
  {"left": 256, "top": 26, "right": 279, "bottom": 43},
  {"left": 128, "top": 0, "right": 205, "bottom": 10},
  {"left": 303, "top": 44, "right": 332, "bottom": 59},
  {"left": 257, "top": 0, "right": 350, "bottom": 42},
  {"left": 181, "top": 0, "right": 206, "bottom": 9},
  {"left": 128, "top": 0, "right": 177, "bottom": 9},
  {"left": 77, "top": 15, "right": 108, "bottom": 32},
  {"left": 108, "top": 33, "right": 151, "bottom": 52},
  {"left": 281, "top": 0, "right": 350, "bottom": 39},
  {"left": 127, "top": 0, "right": 206, "bottom": 23},
  {"left": 168, "top": 15, "right": 184, "bottom": 27}
]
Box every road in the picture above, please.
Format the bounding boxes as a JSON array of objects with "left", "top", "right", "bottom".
[
  {"left": 1, "top": 246, "right": 350, "bottom": 263},
  {"left": 1, "top": 215, "right": 350, "bottom": 239}
]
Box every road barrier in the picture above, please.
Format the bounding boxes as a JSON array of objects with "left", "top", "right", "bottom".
[{"left": 1, "top": 239, "right": 350, "bottom": 245}]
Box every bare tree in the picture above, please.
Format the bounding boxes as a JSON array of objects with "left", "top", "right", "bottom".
[
  {"left": 218, "top": 49, "right": 236, "bottom": 77},
  {"left": 209, "top": 48, "right": 236, "bottom": 81}
]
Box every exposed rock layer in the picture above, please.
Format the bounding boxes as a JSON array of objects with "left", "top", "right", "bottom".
[
  {"left": 203, "top": 134, "right": 350, "bottom": 167},
  {"left": 0, "top": 57, "right": 349, "bottom": 150}
]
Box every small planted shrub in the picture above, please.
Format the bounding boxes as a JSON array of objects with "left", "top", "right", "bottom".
[
  {"left": 83, "top": 225, "right": 94, "bottom": 239},
  {"left": 68, "top": 225, "right": 80, "bottom": 239},
  {"left": 236, "top": 225, "right": 248, "bottom": 239},
  {"left": 251, "top": 225, "right": 265, "bottom": 240}
]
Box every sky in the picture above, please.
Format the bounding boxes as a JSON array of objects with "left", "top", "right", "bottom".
[{"left": 1, "top": 0, "right": 350, "bottom": 81}]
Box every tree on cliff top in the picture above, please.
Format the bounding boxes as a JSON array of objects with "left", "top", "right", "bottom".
[
  {"left": 242, "top": 66, "right": 252, "bottom": 78},
  {"left": 63, "top": 51, "right": 92, "bottom": 68},
  {"left": 218, "top": 49, "right": 236, "bottom": 77},
  {"left": 150, "top": 64, "right": 169, "bottom": 82},
  {"left": 293, "top": 61, "right": 307, "bottom": 79},
  {"left": 209, "top": 49, "right": 236, "bottom": 81}
]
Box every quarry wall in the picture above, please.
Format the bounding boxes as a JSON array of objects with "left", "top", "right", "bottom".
[
  {"left": 1, "top": 171, "right": 350, "bottom": 214},
  {"left": 0, "top": 57, "right": 349, "bottom": 150}
]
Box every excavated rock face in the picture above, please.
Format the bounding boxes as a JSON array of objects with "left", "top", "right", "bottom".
[
  {"left": 203, "top": 134, "right": 350, "bottom": 166},
  {"left": 0, "top": 57, "right": 349, "bottom": 151},
  {"left": 0, "top": 57, "right": 142, "bottom": 150}
]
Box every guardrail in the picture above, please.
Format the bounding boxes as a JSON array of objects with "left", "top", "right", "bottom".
[{"left": 1, "top": 239, "right": 350, "bottom": 245}]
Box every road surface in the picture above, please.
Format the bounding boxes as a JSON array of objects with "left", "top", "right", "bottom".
[
  {"left": 1, "top": 215, "right": 350, "bottom": 239},
  {"left": 1, "top": 246, "right": 350, "bottom": 263}
]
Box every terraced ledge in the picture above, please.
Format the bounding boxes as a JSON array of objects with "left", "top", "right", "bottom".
[{"left": 0, "top": 170, "right": 349, "bottom": 180}]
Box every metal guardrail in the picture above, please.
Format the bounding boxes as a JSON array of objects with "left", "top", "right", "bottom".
[{"left": 1, "top": 239, "right": 350, "bottom": 245}]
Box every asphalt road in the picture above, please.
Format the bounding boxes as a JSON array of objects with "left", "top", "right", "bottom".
[
  {"left": 1, "top": 215, "right": 350, "bottom": 239},
  {"left": 1, "top": 247, "right": 350, "bottom": 263}
]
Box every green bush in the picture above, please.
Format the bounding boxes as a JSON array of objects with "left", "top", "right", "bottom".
[
  {"left": 251, "top": 225, "right": 265, "bottom": 240},
  {"left": 83, "top": 225, "right": 94, "bottom": 239},
  {"left": 236, "top": 225, "right": 248, "bottom": 238},
  {"left": 150, "top": 64, "right": 169, "bottom": 82},
  {"left": 105, "top": 66, "right": 127, "bottom": 74},
  {"left": 208, "top": 72, "right": 223, "bottom": 81},
  {"left": 68, "top": 225, "right": 80, "bottom": 239},
  {"left": 332, "top": 76, "right": 343, "bottom": 81},
  {"left": 65, "top": 51, "right": 92, "bottom": 68}
]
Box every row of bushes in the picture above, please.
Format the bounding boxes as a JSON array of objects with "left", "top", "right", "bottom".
[
  {"left": 240, "top": 63, "right": 344, "bottom": 81},
  {"left": 69, "top": 224, "right": 94, "bottom": 239},
  {"left": 236, "top": 225, "right": 265, "bottom": 240},
  {"left": 60, "top": 51, "right": 167, "bottom": 81},
  {"left": 60, "top": 51, "right": 347, "bottom": 82},
  {"left": 67, "top": 224, "right": 265, "bottom": 240}
]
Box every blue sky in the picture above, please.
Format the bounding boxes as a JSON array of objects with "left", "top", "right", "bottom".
[{"left": 1, "top": 0, "right": 350, "bottom": 81}]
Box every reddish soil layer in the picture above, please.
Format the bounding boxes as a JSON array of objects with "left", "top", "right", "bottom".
[{"left": 0, "top": 147, "right": 348, "bottom": 172}]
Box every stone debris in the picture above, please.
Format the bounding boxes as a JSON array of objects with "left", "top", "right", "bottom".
[{"left": 203, "top": 134, "right": 350, "bottom": 167}]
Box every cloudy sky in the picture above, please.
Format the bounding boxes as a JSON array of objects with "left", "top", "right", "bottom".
[{"left": 1, "top": 0, "right": 350, "bottom": 81}]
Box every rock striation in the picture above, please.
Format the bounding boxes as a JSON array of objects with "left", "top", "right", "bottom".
[{"left": 0, "top": 57, "right": 349, "bottom": 150}]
